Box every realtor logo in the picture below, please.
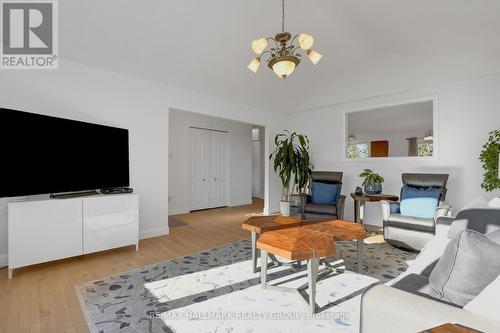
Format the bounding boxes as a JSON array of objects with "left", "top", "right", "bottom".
[{"left": 1, "top": 0, "right": 58, "bottom": 69}]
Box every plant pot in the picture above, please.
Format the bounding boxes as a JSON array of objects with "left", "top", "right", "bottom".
[
  {"left": 280, "top": 200, "right": 291, "bottom": 216},
  {"left": 364, "top": 183, "right": 382, "bottom": 195}
]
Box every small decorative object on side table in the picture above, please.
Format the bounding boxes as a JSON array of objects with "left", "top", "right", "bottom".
[
  {"left": 350, "top": 193, "right": 398, "bottom": 225},
  {"left": 419, "top": 323, "right": 483, "bottom": 333},
  {"left": 354, "top": 186, "right": 363, "bottom": 195}
]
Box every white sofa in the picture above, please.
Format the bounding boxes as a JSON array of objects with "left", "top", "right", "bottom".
[{"left": 360, "top": 207, "right": 500, "bottom": 333}]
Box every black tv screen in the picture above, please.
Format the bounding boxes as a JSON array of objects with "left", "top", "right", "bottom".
[{"left": 0, "top": 108, "right": 129, "bottom": 197}]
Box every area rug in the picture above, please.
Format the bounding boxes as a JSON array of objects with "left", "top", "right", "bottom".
[{"left": 76, "top": 239, "right": 416, "bottom": 333}]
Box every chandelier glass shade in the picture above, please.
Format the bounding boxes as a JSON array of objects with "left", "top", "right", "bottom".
[{"left": 247, "top": 0, "right": 323, "bottom": 79}]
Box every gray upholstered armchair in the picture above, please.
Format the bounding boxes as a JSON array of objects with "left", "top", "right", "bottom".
[
  {"left": 300, "top": 171, "right": 345, "bottom": 220},
  {"left": 381, "top": 173, "right": 452, "bottom": 251}
]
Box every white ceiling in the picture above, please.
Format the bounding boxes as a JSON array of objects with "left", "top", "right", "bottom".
[{"left": 60, "top": 0, "right": 500, "bottom": 113}]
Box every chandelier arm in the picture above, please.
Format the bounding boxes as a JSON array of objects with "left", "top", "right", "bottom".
[
  {"left": 289, "top": 34, "right": 299, "bottom": 47},
  {"left": 266, "top": 37, "right": 279, "bottom": 49},
  {"left": 289, "top": 46, "right": 301, "bottom": 55},
  {"left": 259, "top": 50, "right": 274, "bottom": 63}
]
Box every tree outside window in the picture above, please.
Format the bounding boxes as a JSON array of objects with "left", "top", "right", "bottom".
[
  {"left": 348, "top": 143, "right": 369, "bottom": 158},
  {"left": 418, "top": 140, "right": 433, "bottom": 157}
]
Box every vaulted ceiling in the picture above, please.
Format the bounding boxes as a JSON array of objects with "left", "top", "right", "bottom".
[{"left": 60, "top": 0, "right": 500, "bottom": 113}]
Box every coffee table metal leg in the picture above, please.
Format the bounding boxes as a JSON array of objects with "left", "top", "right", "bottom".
[
  {"left": 251, "top": 231, "right": 259, "bottom": 273},
  {"left": 260, "top": 250, "right": 268, "bottom": 288},
  {"left": 308, "top": 258, "right": 319, "bottom": 313},
  {"left": 357, "top": 239, "right": 364, "bottom": 274}
]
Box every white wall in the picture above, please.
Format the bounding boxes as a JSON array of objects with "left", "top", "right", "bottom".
[
  {"left": 287, "top": 74, "right": 500, "bottom": 226},
  {"left": 168, "top": 109, "right": 253, "bottom": 214},
  {"left": 0, "top": 60, "right": 283, "bottom": 266}
]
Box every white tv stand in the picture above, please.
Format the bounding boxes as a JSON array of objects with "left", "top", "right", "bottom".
[{"left": 8, "top": 193, "right": 139, "bottom": 279}]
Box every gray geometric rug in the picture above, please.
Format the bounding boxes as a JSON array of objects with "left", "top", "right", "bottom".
[{"left": 76, "top": 239, "right": 416, "bottom": 333}]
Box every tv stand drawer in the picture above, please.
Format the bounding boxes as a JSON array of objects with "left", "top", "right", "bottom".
[{"left": 82, "top": 194, "right": 139, "bottom": 254}]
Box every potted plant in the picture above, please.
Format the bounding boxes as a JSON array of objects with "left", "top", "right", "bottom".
[
  {"left": 479, "top": 130, "right": 500, "bottom": 191},
  {"left": 359, "top": 169, "right": 384, "bottom": 194},
  {"left": 270, "top": 130, "right": 313, "bottom": 216}
]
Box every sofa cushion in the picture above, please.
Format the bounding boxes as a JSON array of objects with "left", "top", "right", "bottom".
[
  {"left": 392, "top": 235, "right": 450, "bottom": 281},
  {"left": 459, "top": 197, "right": 490, "bottom": 211},
  {"left": 464, "top": 274, "right": 500, "bottom": 322},
  {"left": 400, "top": 185, "right": 441, "bottom": 219},
  {"left": 489, "top": 197, "right": 500, "bottom": 208},
  {"left": 387, "top": 214, "right": 435, "bottom": 233},
  {"left": 392, "top": 273, "right": 432, "bottom": 296},
  {"left": 311, "top": 182, "right": 340, "bottom": 205},
  {"left": 447, "top": 208, "right": 500, "bottom": 239},
  {"left": 304, "top": 203, "right": 337, "bottom": 216},
  {"left": 429, "top": 229, "right": 500, "bottom": 307}
]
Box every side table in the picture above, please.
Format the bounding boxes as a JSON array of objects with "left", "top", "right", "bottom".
[{"left": 350, "top": 193, "right": 398, "bottom": 225}]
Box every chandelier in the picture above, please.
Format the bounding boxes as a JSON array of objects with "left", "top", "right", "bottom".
[{"left": 247, "top": 0, "right": 323, "bottom": 79}]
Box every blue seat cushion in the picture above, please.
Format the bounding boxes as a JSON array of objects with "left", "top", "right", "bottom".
[
  {"left": 400, "top": 185, "right": 442, "bottom": 219},
  {"left": 311, "top": 182, "right": 340, "bottom": 205}
]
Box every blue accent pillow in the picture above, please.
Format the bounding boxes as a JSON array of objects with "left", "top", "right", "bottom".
[
  {"left": 400, "top": 186, "right": 442, "bottom": 219},
  {"left": 311, "top": 182, "right": 340, "bottom": 205},
  {"left": 390, "top": 202, "right": 401, "bottom": 214}
]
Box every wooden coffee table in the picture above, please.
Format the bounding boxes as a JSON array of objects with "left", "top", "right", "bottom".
[
  {"left": 242, "top": 215, "right": 313, "bottom": 273},
  {"left": 257, "top": 220, "right": 368, "bottom": 313}
]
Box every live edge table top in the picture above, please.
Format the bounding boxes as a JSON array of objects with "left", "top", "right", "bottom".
[
  {"left": 255, "top": 220, "right": 368, "bottom": 261},
  {"left": 241, "top": 215, "right": 304, "bottom": 234}
]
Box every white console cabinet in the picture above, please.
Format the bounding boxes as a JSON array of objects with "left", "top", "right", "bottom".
[{"left": 8, "top": 194, "right": 139, "bottom": 279}]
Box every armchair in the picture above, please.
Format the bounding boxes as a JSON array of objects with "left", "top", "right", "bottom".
[
  {"left": 381, "top": 173, "right": 451, "bottom": 251},
  {"left": 300, "top": 171, "right": 345, "bottom": 220}
]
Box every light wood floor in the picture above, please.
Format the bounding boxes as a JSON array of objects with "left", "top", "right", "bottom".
[{"left": 0, "top": 198, "right": 264, "bottom": 333}]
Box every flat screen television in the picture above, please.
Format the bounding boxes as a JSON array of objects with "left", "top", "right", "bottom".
[{"left": 0, "top": 108, "right": 129, "bottom": 197}]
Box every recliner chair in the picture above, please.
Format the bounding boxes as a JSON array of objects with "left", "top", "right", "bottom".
[
  {"left": 300, "top": 171, "right": 345, "bottom": 220},
  {"left": 381, "top": 173, "right": 451, "bottom": 251}
]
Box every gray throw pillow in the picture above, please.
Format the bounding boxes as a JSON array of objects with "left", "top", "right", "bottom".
[{"left": 429, "top": 229, "right": 500, "bottom": 307}]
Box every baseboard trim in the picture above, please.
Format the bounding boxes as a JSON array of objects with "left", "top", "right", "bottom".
[
  {"left": 0, "top": 254, "right": 7, "bottom": 267},
  {"left": 139, "top": 226, "right": 169, "bottom": 240},
  {"left": 168, "top": 208, "right": 189, "bottom": 216},
  {"left": 229, "top": 200, "right": 253, "bottom": 207}
]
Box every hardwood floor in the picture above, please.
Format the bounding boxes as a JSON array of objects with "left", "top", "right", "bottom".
[{"left": 0, "top": 198, "right": 264, "bottom": 333}]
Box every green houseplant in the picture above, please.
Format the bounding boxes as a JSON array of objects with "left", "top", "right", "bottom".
[
  {"left": 359, "top": 169, "right": 384, "bottom": 194},
  {"left": 269, "top": 130, "right": 313, "bottom": 216},
  {"left": 479, "top": 130, "right": 500, "bottom": 192}
]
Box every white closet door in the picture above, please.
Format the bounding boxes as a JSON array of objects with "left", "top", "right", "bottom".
[
  {"left": 209, "top": 131, "right": 228, "bottom": 208},
  {"left": 190, "top": 128, "right": 210, "bottom": 210}
]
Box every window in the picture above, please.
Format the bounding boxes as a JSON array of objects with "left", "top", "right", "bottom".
[{"left": 347, "top": 143, "right": 369, "bottom": 158}]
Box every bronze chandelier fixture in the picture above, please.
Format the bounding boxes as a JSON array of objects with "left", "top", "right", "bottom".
[{"left": 247, "top": 0, "right": 323, "bottom": 79}]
